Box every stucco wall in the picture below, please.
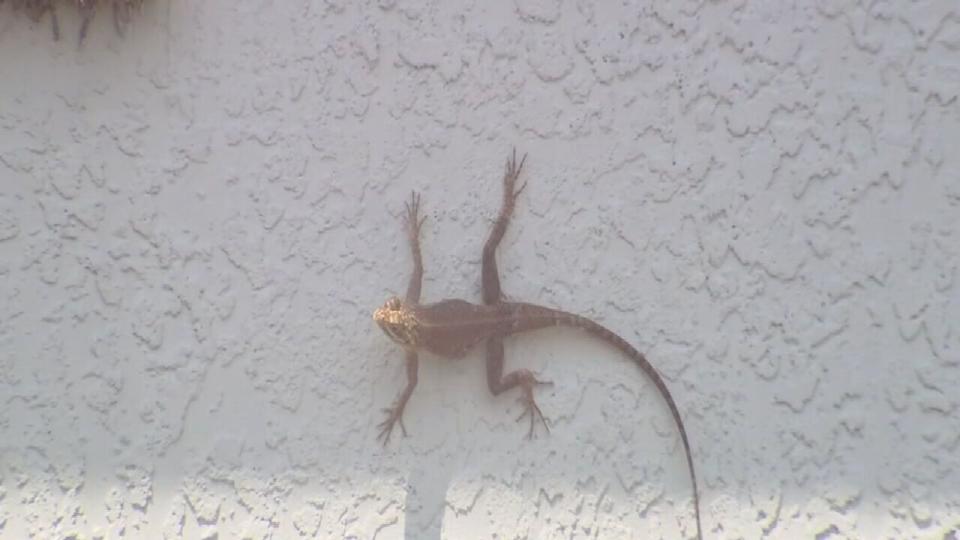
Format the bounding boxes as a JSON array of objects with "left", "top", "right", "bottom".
[{"left": 1, "top": 1, "right": 958, "bottom": 538}]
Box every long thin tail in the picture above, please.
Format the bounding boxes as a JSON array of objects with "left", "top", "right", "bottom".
[{"left": 562, "top": 311, "right": 703, "bottom": 539}]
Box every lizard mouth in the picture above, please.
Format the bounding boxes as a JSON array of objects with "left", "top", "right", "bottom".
[{"left": 377, "top": 322, "right": 404, "bottom": 344}]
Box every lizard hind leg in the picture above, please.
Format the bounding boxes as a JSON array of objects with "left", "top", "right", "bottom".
[
  {"left": 481, "top": 148, "right": 527, "bottom": 305},
  {"left": 485, "top": 338, "right": 552, "bottom": 438},
  {"left": 514, "top": 376, "right": 552, "bottom": 438}
]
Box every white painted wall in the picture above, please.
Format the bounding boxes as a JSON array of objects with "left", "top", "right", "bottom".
[{"left": 1, "top": 1, "right": 958, "bottom": 538}]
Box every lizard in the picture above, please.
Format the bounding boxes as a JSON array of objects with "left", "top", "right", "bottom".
[{"left": 372, "top": 149, "right": 703, "bottom": 539}]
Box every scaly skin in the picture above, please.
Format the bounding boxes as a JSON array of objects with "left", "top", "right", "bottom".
[{"left": 373, "top": 149, "right": 704, "bottom": 539}]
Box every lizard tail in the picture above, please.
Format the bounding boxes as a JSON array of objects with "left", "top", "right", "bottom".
[{"left": 560, "top": 311, "right": 704, "bottom": 540}]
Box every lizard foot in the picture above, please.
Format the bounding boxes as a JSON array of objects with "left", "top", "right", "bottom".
[
  {"left": 405, "top": 191, "right": 427, "bottom": 241},
  {"left": 514, "top": 371, "right": 552, "bottom": 439},
  {"left": 377, "top": 403, "right": 408, "bottom": 445},
  {"left": 503, "top": 148, "right": 528, "bottom": 205}
]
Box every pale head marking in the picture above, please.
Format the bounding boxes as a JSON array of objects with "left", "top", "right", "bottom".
[{"left": 373, "top": 296, "right": 419, "bottom": 347}]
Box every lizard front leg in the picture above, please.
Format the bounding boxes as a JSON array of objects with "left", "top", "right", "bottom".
[
  {"left": 481, "top": 149, "right": 527, "bottom": 305},
  {"left": 378, "top": 193, "right": 426, "bottom": 445},
  {"left": 485, "top": 338, "right": 551, "bottom": 438},
  {"left": 405, "top": 191, "right": 427, "bottom": 304},
  {"left": 377, "top": 350, "right": 419, "bottom": 444}
]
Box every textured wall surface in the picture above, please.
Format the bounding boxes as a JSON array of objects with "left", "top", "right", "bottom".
[{"left": 1, "top": 1, "right": 959, "bottom": 538}]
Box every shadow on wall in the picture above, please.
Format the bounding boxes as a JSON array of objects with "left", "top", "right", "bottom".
[
  {"left": 1, "top": 0, "right": 145, "bottom": 44},
  {"left": 3, "top": 321, "right": 958, "bottom": 538}
]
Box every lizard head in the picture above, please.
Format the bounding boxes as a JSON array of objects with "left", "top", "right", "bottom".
[{"left": 373, "top": 296, "right": 419, "bottom": 347}]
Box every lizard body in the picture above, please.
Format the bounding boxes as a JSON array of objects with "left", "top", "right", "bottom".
[{"left": 373, "top": 150, "right": 703, "bottom": 539}]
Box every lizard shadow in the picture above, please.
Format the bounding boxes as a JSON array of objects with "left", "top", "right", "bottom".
[{"left": 403, "top": 457, "right": 455, "bottom": 539}]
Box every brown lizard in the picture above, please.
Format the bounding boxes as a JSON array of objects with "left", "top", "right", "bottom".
[{"left": 373, "top": 150, "right": 703, "bottom": 539}]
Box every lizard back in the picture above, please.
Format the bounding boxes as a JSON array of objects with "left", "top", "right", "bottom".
[{"left": 412, "top": 300, "right": 577, "bottom": 358}]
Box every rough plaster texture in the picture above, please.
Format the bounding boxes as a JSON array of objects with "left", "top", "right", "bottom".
[{"left": 1, "top": 1, "right": 959, "bottom": 539}]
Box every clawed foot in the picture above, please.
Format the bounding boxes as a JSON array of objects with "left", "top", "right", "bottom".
[
  {"left": 503, "top": 148, "right": 528, "bottom": 205},
  {"left": 405, "top": 191, "right": 427, "bottom": 241},
  {"left": 377, "top": 403, "right": 408, "bottom": 445},
  {"left": 515, "top": 374, "right": 553, "bottom": 439}
]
